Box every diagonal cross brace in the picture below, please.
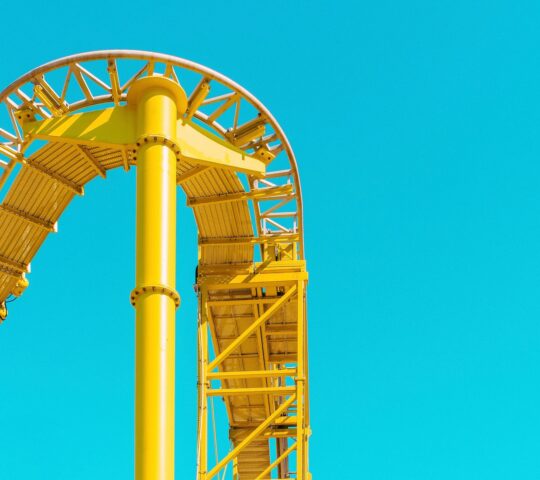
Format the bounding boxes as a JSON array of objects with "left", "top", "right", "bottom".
[
  {"left": 206, "top": 283, "right": 298, "bottom": 372},
  {"left": 206, "top": 394, "right": 296, "bottom": 479},
  {"left": 254, "top": 441, "right": 298, "bottom": 480}
]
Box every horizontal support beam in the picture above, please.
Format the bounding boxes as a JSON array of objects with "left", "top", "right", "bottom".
[
  {"left": 228, "top": 428, "right": 299, "bottom": 440},
  {"left": 0, "top": 254, "right": 28, "bottom": 277},
  {"left": 200, "top": 272, "right": 308, "bottom": 289},
  {"left": 207, "top": 369, "right": 297, "bottom": 380},
  {"left": 210, "top": 314, "right": 254, "bottom": 322},
  {"left": 207, "top": 386, "right": 296, "bottom": 397},
  {"left": 234, "top": 417, "right": 297, "bottom": 428},
  {"left": 0, "top": 204, "right": 56, "bottom": 232},
  {"left": 261, "top": 429, "right": 298, "bottom": 439},
  {"left": 265, "top": 325, "right": 298, "bottom": 336},
  {"left": 263, "top": 169, "right": 293, "bottom": 179},
  {"left": 262, "top": 211, "right": 297, "bottom": 218},
  {"left": 23, "top": 106, "right": 134, "bottom": 146},
  {"left": 223, "top": 353, "right": 261, "bottom": 360},
  {"left": 177, "top": 120, "right": 265, "bottom": 175},
  {"left": 230, "top": 404, "right": 266, "bottom": 411},
  {"left": 25, "top": 161, "right": 83, "bottom": 195},
  {"left": 206, "top": 296, "right": 282, "bottom": 307},
  {"left": 0, "top": 266, "right": 23, "bottom": 279},
  {"left": 77, "top": 145, "right": 106, "bottom": 178},
  {"left": 188, "top": 184, "right": 293, "bottom": 207},
  {"left": 260, "top": 195, "right": 296, "bottom": 217},
  {"left": 176, "top": 165, "right": 209, "bottom": 184},
  {"left": 269, "top": 354, "right": 298, "bottom": 363},
  {"left": 23, "top": 106, "right": 266, "bottom": 175},
  {"left": 268, "top": 339, "right": 297, "bottom": 345},
  {"left": 200, "top": 259, "right": 306, "bottom": 273},
  {"left": 199, "top": 233, "right": 300, "bottom": 246}
]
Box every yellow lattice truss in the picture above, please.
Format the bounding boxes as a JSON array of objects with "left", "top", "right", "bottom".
[{"left": 0, "top": 51, "right": 310, "bottom": 479}]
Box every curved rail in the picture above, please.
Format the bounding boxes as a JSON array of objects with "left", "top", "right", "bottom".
[{"left": 0, "top": 51, "right": 310, "bottom": 479}]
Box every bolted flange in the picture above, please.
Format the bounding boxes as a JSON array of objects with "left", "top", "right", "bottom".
[
  {"left": 131, "top": 133, "right": 183, "bottom": 162},
  {"left": 130, "top": 284, "right": 181, "bottom": 309}
]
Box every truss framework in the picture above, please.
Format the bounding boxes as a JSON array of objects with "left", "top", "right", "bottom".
[
  {"left": 0, "top": 51, "right": 304, "bottom": 251},
  {"left": 0, "top": 51, "right": 311, "bottom": 479},
  {"left": 198, "top": 261, "right": 310, "bottom": 480}
]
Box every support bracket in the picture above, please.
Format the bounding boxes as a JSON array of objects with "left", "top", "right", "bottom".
[{"left": 22, "top": 105, "right": 266, "bottom": 176}]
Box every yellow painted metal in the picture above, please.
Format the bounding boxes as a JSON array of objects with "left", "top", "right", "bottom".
[
  {"left": 198, "top": 286, "right": 209, "bottom": 480},
  {"left": 254, "top": 442, "right": 297, "bottom": 480},
  {"left": 0, "top": 52, "right": 311, "bottom": 480},
  {"left": 198, "top": 260, "right": 310, "bottom": 479},
  {"left": 12, "top": 276, "right": 29, "bottom": 297},
  {"left": 0, "top": 301, "right": 7, "bottom": 321},
  {"left": 199, "top": 272, "right": 308, "bottom": 290},
  {"left": 175, "top": 120, "right": 265, "bottom": 175},
  {"left": 129, "top": 76, "right": 186, "bottom": 480},
  {"left": 207, "top": 285, "right": 298, "bottom": 371},
  {"left": 297, "top": 278, "right": 307, "bottom": 480},
  {"left": 207, "top": 386, "right": 297, "bottom": 396},
  {"left": 198, "top": 233, "right": 300, "bottom": 246},
  {"left": 0, "top": 205, "right": 56, "bottom": 231},
  {"left": 187, "top": 184, "right": 293, "bottom": 207},
  {"left": 233, "top": 459, "right": 239, "bottom": 480},
  {"left": 207, "top": 395, "right": 297, "bottom": 480},
  {"left": 22, "top": 107, "right": 134, "bottom": 146},
  {"left": 23, "top": 106, "right": 266, "bottom": 175},
  {"left": 206, "top": 369, "right": 297, "bottom": 380}
]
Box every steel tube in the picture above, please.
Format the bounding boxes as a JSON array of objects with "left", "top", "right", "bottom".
[{"left": 130, "top": 76, "right": 186, "bottom": 480}]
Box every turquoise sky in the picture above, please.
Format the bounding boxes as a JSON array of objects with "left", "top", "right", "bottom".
[{"left": 1, "top": 1, "right": 540, "bottom": 478}]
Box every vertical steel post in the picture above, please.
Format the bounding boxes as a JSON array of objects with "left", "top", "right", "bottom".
[
  {"left": 128, "top": 76, "right": 187, "bottom": 480},
  {"left": 197, "top": 286, "right": 209, "bottom": 480},
  {"left": 198, "top": 286, "right": 209, "bottom": 479},
  {"left": 232, "top": 458, "right": 239, "bottom": 480},
  {"left": 296, "top": 279, "right": 306, "bottom": 480}
]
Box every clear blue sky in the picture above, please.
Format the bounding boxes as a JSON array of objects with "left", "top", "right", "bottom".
[{"left": 1, "top": 0, "right": 540, "bottom": 478}]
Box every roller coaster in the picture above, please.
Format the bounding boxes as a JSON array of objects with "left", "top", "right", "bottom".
[{"left": 0, "top": 51, "right": 310, "bottom": 479}]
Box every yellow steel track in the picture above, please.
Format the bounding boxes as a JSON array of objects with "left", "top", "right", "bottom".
[{"left": 0, "top": 51, "right": 310, "bottom": 479}]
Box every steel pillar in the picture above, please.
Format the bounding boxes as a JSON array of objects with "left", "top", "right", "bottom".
[{"left": 128, "top": 76, "right": 187, "bottom": 480}]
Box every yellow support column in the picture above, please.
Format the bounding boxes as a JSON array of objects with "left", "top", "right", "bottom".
[
  {"left": 232, "top": 458, "right": 239, "bottom": 480},
  {"left": 128, "top": 76, "right": 187, "bottom": 480},
  {"left": 296, "top": 279, "right": 306, "bottom": 480},
  {"left": 198, "top": 286, "right": 209, "bottom": 480}
]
